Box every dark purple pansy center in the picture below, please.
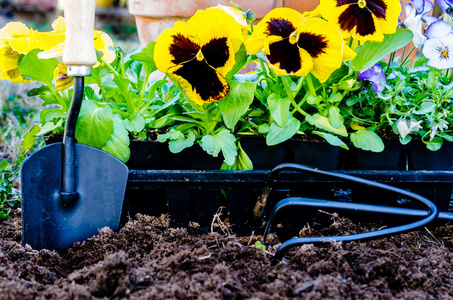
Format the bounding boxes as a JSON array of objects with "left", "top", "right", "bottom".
[
  {"left": 169, "top": 34, "right": 230, "bottom": 102},
  {"left": 265, "top": 18, "right": 328, "bottom": 74},
  {"left": 336, "top": 0, "right": 387, "bottom": 36}
]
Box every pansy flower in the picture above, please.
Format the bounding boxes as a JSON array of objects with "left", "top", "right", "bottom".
[
  {"left": 402, "top": 0, "right": 436, "bottom": 48},
  {"left": 319, "top": 0, "right": 401, "bottom": 42},
  {"left": 0, "top": 22, "right": 35, "bottom": 83},
  {"left": 437, "top": 0, "right": 453, "bottom": 15},
  {"left": 397, "top": 119, "right": 422, "bottom": 139},
  {"left": 8, "top": 17, "right": 65, "bottom": 56},
  {"left": 357, "top": 63, "right": 387, "bottom": 93},
  {"left": 422, "top": 20, "right": 453, "bottom": 69},
  {"left": 54, "top": 62, "right": 73, "bottom": 91},
  {"left": 246, "top": 8, "right": 344, "bottom": 82},
  {"left": 428, "top": 117, "right": 449, "bottom": 141},
  {"left": 154, "top": 8, "right": 244, "bottom": 105},
  {"left": 38, "top": 17, "right": 115, "bottom": 65}
]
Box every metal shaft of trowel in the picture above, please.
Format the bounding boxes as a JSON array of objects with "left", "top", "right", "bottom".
[
  {"left": 62, "top": 74, "right": 86, "bottom": 195},
  {"left": 61, "top": 0, "right": 97, "bottom": 198}
]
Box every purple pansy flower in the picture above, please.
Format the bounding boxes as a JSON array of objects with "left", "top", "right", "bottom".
[
  {"left": 403, "top": 0, "right": 436, "bottom": 48},
  {"left": 357, "top": 64, "right": 387, "bottom": 94},
  {"left": 436, "top": 0, "right": 453, "bottom": 14},
  {"left": 422, "top": 20, "right": 453, "bottom": 69}
]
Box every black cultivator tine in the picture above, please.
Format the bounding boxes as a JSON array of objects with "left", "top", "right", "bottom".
[{"left": 259, "top": 163, "right": 439, "bottom": 260}]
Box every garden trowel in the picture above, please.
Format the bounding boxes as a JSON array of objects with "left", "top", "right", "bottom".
[{"left": 21, "top": 0, "right": 128, "bottom": 252}]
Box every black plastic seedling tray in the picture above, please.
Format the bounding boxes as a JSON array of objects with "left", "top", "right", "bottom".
[{"left": 122, "top": 169, "right": 453, "bottom": 237}]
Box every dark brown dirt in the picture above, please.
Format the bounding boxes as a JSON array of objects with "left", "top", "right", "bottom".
[{"left": 1, "top": 212, "right": 453, "bottom": 299}]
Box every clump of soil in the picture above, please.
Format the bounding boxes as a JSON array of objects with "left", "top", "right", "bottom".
[{"left": 1, "top": 212, "right": 453, "bottom": 299}]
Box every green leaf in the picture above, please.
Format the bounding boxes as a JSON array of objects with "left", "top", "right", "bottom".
[
  {"left": 124, "top": 112, "right": 145, "bottom": 133},
  {"left": 414, "top": 101, "right": 436, "bottom": 115},
  {"left": 266, "top": 115, "right": 300, "bottom": 146},
  {"left": 157, "top": 129, "right": 183, "bottom": 142},
  {"left": 305, "top": 113, "right": 348, "bottom": 137},
  {"left": 328, "top": 106, "right": 343, "bottom": 129},
  {"left": 350, "top": 129, "right": 385, "bottom": 152},
  {"left": 36, "top": 119, "right": 63, "bottom": 136},
  {"left": 313, "top": 131, "right": 349, "bottom": 150},
  {"left": 427, "top": 71, "right": 438, "bottom": 90},
  {"left": 426, "top": 138, "right": 442, "bottom": 151},
  {"left": 307, "top": 94, "right": 322, "bottom": 105},
  {"left": 75, "top": 100, "right": 114, "bottom": 148},
  {"left": 258, "top": 124, "right": 270, "bottom": 134},
  {"left": 328, "top": 92, "right": 343, "bottom": 103},
  {"left": 130, "top": 42, "right": 157, "bottom": 75},
  {"left": 27, "top": 85, "right": 59, "bottom": 106},
  {"left": 21, "top": 125, "right": 41, "bottom": 154},
  {"left": 0, "top": 160, "right": 11, "bottom": 172},
  {"left": 226, "top": 44, "right": 248, "bottom": 80},
  {"left": 157, "top": 130, "right": 196, "bottom": 153},
  {"left": 169, "top": 132, "right": 196, "bottom": 153},
  {"left": 101, "top": 115, "right": 131, "bottom": 163},
  {"left": 201, "top": 129, "right": 237, "bottom": 166},
  {"left": 219, "top": 81, "right": 256, "bottom": 129},
  {"left": 437, "top": 132, "right": 453, "bottom": 142},
  {"left": 220, "top": 142, "right": 253, "bottom": 170},
  {"left": 350, "top": 30, "right": 414, "bottom": 72},
  {"left": 18, "top": 49, "right": 59, "bottom": 86},
  {"left": 267, "top": 93, "right": 290, "bottom": 127}
]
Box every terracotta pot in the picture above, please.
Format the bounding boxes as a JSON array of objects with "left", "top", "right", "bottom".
[
  {"left": 281, "top": 0, "right": 319, "bottom": 13},
  {"left": 129, "top": 0, "right": 277, "bottom": 46}
]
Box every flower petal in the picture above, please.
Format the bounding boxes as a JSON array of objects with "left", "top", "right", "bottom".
[
  {"left": 170, "top": 59, "right": 230, "bottom": 105},
  {"left": 436, "top": 0, "right": 453, "bottom": 11},
  {"left": 0, "top": 22, "right": 31, "bottom": 40},
  {"left": 298, "top": 18, "right": 343, "bottom": 82},
  {"left": 422, "top": 36, "right": 453, "bottom": 69},
  {"left": 246, "top": 7, "right": 303, "bottom": 54},
  {"left": 320, "top": 0, "right": 401, "bottom": 42},
  {"left": 0, "top": 68, "right": 32, "bottom": 83},
  {"left": 54, "top": 62, "right": 74, "bottom": 91},
  {"left": 188, "top": 7, "right": 244, "bottom": 75},
  {"left": 265, "top": 36, "right": 313, "bottom": 76},
  {"left": 154, "top": 21, "right": 200, "bottom": 74},
  {"left": 425, "top": 20, "right": 453, "bottom": 39}
]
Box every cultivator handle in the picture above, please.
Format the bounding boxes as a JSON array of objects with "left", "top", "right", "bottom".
[{"left": 62, "top": 0, "right": 97, "bottom": 76}]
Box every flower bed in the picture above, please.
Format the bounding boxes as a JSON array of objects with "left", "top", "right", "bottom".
[{"left": 2, "top": 213, "right": 453, "bottom": 299}]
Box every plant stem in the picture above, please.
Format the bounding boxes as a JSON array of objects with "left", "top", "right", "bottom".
[
  {"left": 101, "top": 58, "right": 136, "bottom": 114},
  {"left": 305, "top": 73, "right": 317, "bottom": 96},
  {"left": 400, "top": 46, "right": 416, "bottom": 67},
  {"left": 282, "top": 75, "right": 308, "bottom": 117},
  {"left": 138, "top": 71, "right": 151, "bottom": 109},
  {"left": 385, "top": 51, "right": 396, "bottom": 74},
  {"left": 399, "top": 45, "right": 407, "bottom": 63},
  {"left": 49, "top": 85, "right": 68, "bottom": 111}
]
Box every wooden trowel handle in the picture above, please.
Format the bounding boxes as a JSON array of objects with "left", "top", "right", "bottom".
[{"left": 62, "top": 0, "right": 97, "bottom": 76}]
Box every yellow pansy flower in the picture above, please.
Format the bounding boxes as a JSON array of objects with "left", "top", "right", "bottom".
[
  {"left": 319, "top": 0, "right": 401, "bottom": 42},
  {"left": 154, "top": 8, "right": 244, "bottom": 105},
  {"left": 0, "top": 68, "right": 32, "bottom": 83},
  {"left": 54, "top": 62, "right": 73, "bottom": 91},
  {"left": 0, "top": 22, "right": 34, "bottom": 83},
  {"left": 37, "top": 18, "right": 115, "bottom": 65},
  {"left": 216, "top": 4, "right": 250, "bottom": 42},
  {"left": 246, "top": 8, "right": 344, "bottom": 82},
  {"left": 9, "top": 17, "right": 65, "bottom": 56}
]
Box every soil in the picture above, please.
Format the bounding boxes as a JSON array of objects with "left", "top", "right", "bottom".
[{"left": 1, "top": 212, "right": 453, "bottom": 299}]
